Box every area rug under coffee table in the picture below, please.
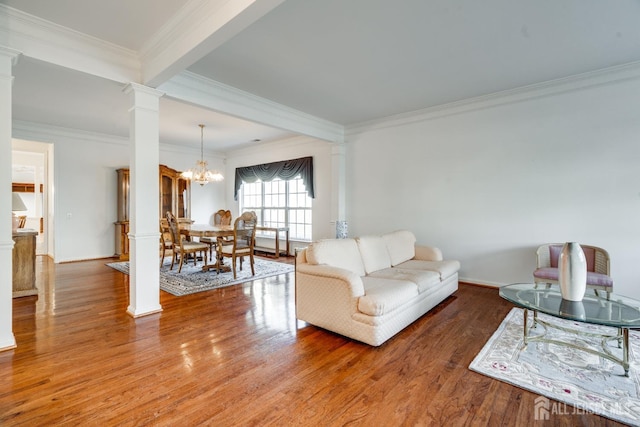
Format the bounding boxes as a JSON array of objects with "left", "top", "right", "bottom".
[
  {"left": 107, "top": 257, "right": 293, "bottom": 296},
  {"left": 470, "top": 307, "right": 640, "bottom": 425}
]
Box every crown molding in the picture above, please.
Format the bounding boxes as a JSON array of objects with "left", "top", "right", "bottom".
[
  {"left": 12, "top": 119, "right": 225, "bottom": 159},
  {"left": 12, "top": 120, "right": 128, "bottom": 147},
  {"left": 160, "top": 71, "right": 345, "bottom": 143},
  {"left": 345, "top": 60, "right": 640, "bottom": 136},
  {"left": 0, "top": 4, "right": 140, "bottom": 83},
  {"left": 227, "top": 134, "right": 329, "bottom": 158}
]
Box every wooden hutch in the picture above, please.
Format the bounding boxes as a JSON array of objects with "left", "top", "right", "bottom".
[{"left": 115, "top": 165, "right": 191, "bottom": 260}]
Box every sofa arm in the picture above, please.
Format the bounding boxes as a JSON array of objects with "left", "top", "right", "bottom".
[
  {"left": 296, "top": 263, "right": 365, "bottom": 297},
  {"left": 295, "top": 263, "right": 365, "bottom": 328},
  {"left": 414, "top": 245, "right": 443, "bottom": 262}
]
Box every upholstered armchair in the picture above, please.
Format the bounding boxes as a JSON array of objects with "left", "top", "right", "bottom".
[{"left": 533, "top": 243, "right": 613, "bottom": 298}]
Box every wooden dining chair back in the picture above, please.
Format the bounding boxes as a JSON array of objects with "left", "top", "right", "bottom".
[
  {"left": 159, "top": 218, "right": 173, "bottom": 267},
  {"left": 166, "top": 211, "right": 209, "bottom": 273},
  {"left": 218, "top": 211, "right": 257, "bottom": 279},
  {"left": 214, "top": 210, "right": 232, "bottom": 226},
  {"left": 201, "top": 209, "right": 233, "bottom": 261}
]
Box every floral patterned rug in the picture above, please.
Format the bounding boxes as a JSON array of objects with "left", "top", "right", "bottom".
[
  {"left": 107, "top": 257, "right": 293, "bottom": 296},
  {"left": 470, "top": 308, "right": 640, "bottom": 425}
]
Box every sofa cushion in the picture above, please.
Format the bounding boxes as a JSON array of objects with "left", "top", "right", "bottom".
[
  {"left": 382, "top": 230, "right": 416, "bottom": 266},
  {"left": 306, "top": 238, "right": 366, "bottom": 277},
  {"left": 396, "top": 259, "right": 460, "bottom": 280},
  {"left": 358, "top": 277, "right": 419, "bottom": 316},
  {"left": 368, "top": 267, "right": 441, "bottom": 293},
  {"left": 357, "top": 235, "right": 392, "bottom": 274}
]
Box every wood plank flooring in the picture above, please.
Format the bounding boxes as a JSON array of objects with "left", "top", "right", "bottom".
[{"left": 0, "top": 256, "right": 624, "bottom": 426}]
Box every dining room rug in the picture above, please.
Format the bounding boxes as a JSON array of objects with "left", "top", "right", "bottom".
[
  {"left": 469, "top": 307, "right": 640, "bottom": 425},
  {"left": 107, "top": 257, "right": 293, "bottom": 296}
]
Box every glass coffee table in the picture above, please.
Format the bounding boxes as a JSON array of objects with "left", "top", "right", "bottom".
[{"left": 500, "top": 283, "right": 640, "bottom": 376}]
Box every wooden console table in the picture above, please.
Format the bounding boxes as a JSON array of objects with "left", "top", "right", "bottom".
[
  {"left": 255, "top": 226, "right": 290, "bottom": 258},
  {"left": 12, "top": 229, "right": 38, "bottom": 297}
]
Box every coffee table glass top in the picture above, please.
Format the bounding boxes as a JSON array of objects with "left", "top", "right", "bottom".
[{"left": 500, "top": 283, "right": 640, "bottom": 328}]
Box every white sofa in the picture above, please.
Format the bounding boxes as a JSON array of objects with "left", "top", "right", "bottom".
[{"left": 295, "top": 230, "right": 460, "bottom": 346}]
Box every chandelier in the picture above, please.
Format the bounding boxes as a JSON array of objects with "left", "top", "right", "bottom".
[{"left": 181, "top": 124, "right": 224, "bottom": 186}]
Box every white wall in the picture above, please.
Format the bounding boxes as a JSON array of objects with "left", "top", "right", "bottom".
[
  {"left": 225, "top": 136, "right": 335, "bottom": 248},
  {"left": 13, "top": 123, "right": 327, "bottom": 263},
  {"left": 346, "top": 72, "right": 640, "bottom": 298},
  {"left": 13, "top": 122, "right": 225, "bottom": 262}
]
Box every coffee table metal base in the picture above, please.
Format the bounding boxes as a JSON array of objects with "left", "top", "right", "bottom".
[{"left": 523, "top": 308, "right": 630, "bottom": 377}]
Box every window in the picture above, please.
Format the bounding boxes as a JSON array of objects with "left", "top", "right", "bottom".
[{"left": 240, "top": 176, "right": 312, "bottom": 241}]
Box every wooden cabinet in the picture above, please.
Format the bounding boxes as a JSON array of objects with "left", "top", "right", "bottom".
[
  {"left": 13, "top": 230, "right": 38, "bottom": 297},
  {"left": 115, "top": 165, "right": 191, "bottom": 259},
  {"left": 159, "top": 164, "right": 190, "bottom": 220}
]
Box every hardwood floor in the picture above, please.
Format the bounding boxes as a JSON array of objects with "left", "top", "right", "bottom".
[{"left": 0, "top": 256, "right": 623, "bottom": 426}]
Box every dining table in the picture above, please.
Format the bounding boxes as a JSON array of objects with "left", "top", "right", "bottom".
[{"left": 181, "top": 223, "right": 234, "bottom": 272}]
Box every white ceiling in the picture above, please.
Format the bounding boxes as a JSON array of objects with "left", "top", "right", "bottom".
[
  {"left": 2, "top": 0, "right": 640, "bottom": 150},
  {"left": 0, "top": 0, "right": 190, "bottom": 51},
  {"left": 11, "top": 56, "right": 293, "bottom": 151}
]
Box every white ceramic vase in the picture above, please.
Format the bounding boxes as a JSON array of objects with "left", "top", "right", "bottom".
[
  {"left": 558, "top": 242, "right": 587, "bottom": 301},
  {"left": 336, "top": 220, "right": 348, "bottom": 239}
]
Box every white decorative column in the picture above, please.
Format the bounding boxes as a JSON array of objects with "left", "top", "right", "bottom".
[
  {"left": 331, "top": 143, "right": 347, "bottom": 238},
  {"left": 0, "top": 47, "right": 21, "bottom": 351},
  {"left": 123, "top": 83, "right": 164, "bottom": 318}
]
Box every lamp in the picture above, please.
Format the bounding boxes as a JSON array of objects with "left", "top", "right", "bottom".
[
  {"left": 12, "top": 192, "right": 27, "bottom": 232},
  {"left": 181, "top": 124, "right": 224, "bottom": 186}
]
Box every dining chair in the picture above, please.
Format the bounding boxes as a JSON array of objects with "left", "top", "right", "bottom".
[
  {"left": 159, "top": 219, "right": 173, "bottom": 267},
  {"left": 217, "top": 211, "right": 257, "bottom": 279},
  {"left": 165, "top": 211, "right": 209, "bottom": 273},
  {"left": 201, "top": 209, "right": 232, "bottom": 261}
]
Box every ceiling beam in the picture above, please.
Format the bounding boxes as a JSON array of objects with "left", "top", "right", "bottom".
[
  {"left": 141, "top": 0, "right": 286, "bottom": 88},
  {"left": 160, "top": 71, "right": 344, "bottom": 143}
]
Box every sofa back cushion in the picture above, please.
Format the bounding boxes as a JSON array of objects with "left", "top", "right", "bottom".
[
  {"left": 383, "top": 230, "right": 416, "bottom": 266},
  {"left": 357, "top": 235, "right": 392, "bottom": 274},
  {"left": 305, "top": 238, "right": 366, "bottom": 277}
]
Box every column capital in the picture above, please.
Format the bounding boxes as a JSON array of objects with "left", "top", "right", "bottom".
[
  {"left": 0, "top": 46, "right": 22, "bottom": 66},
  {"left": 123, "top": 82, "right": 164, "bottom": 98}
]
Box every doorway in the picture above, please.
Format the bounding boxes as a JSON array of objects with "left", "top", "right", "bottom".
[{"left": 12, "top": 139, "right": 54, "bottom": 258}]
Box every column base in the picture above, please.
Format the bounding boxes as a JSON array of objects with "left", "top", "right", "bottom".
[{"left": 127, "top": 305, "right": 163, "bottom": 318}]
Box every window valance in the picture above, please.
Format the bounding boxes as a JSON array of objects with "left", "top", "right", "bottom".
[{"left": 234, "top": 156, "right": 315, "bottom": 200}]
